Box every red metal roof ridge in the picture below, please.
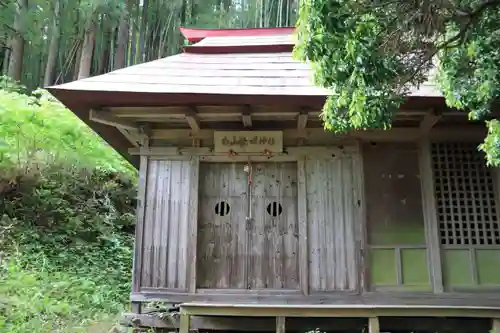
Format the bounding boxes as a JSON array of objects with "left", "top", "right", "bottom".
[
  {"left": 183, "top": 44, "right": 294, "bottom": 54},
  {"left": 180, "top": 27, "right": 296, "bottom": 43}
]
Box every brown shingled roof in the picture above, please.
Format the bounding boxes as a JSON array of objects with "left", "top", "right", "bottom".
[
  {"left": 50, "top": 52, "right": 324, "bottom": 96},
  {"left": 46, "top": 28, "right": 443, "bottom": 166},
  {"left": 48, "top": 44, "right": 440, "bottom": 102}
]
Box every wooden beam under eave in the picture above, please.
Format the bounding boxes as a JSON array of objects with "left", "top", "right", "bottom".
[
  {"left": 242, "top": 112, "right": 252, "bottom": 128},
  {"left": 89, "top": 109, "right": 139, "bottom": 131},
  {"left": 117, "top": 128, "right": 140, "bottom": 147},
  {"left": 108, "top": 106, "right": 440, "bottom": 117},
  {"left": 108, "top": 106, "right": 462, "bottom": 122},
  {"left": 420, "top": 109, "right": 442, "bottom": 133},
  {"left": 151, "top": 126, "right": 487, "bottom": 143},
  {"left": 242, "top": 105, "right": 253, "bottom": 127},
  {"left": 297, "top": 112, "right": 308, "bottom": 130},
  {"left": 297, "top": 111, "right": 309, "bottom": 144},
  {"left": 185, "top": 108, "right": 201, "bottom": 132}
]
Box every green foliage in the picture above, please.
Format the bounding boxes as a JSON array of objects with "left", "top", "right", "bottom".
[
  {"left": 0, "top": 87, "right": 135, "bottom": 176},
  {"left": 0, "top": 247, "right": 131, "bottom": 332},
  {"left": 0, "top": 76, "right": 27, "bottom": 94},
  {"left": 295, "top": 0, "right": 500, "bottom": 165},
  {"left": 0, "top": 85, "right": 137, "bottom": 332}
]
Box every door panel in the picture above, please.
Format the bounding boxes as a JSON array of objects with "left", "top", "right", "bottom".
[
  {"left": 197, "top": 163, "right": 247, "bottom": 289},
  {"left": 197, "top": 162, "right": 299, "bottom": 290},
  {"left": 248, "top": 162, "right": 299, "bottom": 289}
]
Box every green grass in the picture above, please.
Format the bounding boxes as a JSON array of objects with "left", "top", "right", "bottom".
[
  {"left": 0, "top": 82, "right": 135, "bottom": 176},
  {"left": 0, "top": 80, "right": 137, "bottom": 333},
  {"left": 0, "top": 252, "right": 128, "bottom": 332}
]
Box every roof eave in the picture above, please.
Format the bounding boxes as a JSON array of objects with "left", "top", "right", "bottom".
[
  {"left": 48, "top": 85, "right": 447, "bottom": 112},
  {"left": 46, "top": 86, "right": 140, "bottom": 169}
]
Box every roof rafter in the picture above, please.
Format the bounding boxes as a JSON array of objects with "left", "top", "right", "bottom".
[
  {"left": 242, "top": 105, "right": 253, "bottom": 128},
  {"left": 420, "top": 109, "right": 442, "bottom": 133},
  {"left": 89, "top": 109, "right": 139, "bottom": 131},
  {"left": 185, "top": 107, "right": 201, "bottom": 132},
  {"left": 297, "top": 109, "right": 309, "bottom": 144}
]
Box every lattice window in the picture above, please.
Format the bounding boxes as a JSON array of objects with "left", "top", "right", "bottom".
[{"left": 432, "top": 142, "right": 500, "bottom": 246}]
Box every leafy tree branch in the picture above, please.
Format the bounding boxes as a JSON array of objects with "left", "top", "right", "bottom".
[{"left": 294, "top": 0, "right": 500, "bottom": 165}]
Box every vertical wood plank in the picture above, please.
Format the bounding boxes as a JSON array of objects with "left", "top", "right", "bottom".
[
  {"left": 342, "top": 156, "right": 357, "bottom": 290},
  {"left": 297, "top": 157, "right": 309, "bottom": 295},
  {"left": 276, "top": 316, "right": 286, "bottom": 333},
  {"left": 492, "top": 169, "right": 500, "bottom": 238},
  {"left": 368, "top": 317, "right": 380, "bottom": 333},
  {"left": 418, "top": 138, "right": 444, "bottom": 293},
  {"left": 470, "top": 248, "right": 479, "bottom": 285},
  {"left": 154, "top": 161, "right": 166, "bottom": 288},
  {"left": 353, "top": 141, "right": 368, "bottom": 293},
  {"left": 167, "top": 162, "right": 180, "bottom": 287},
  {"left": 187, "top": 157, "right": 200, "bottom": 293},
  {"left": 132, "top": 140, "right": 149, "bottom": 293},
  {"left": 142, "top": 160, "right": 158, "bottom": 287},
  {"left": 177, "top": 161, "right": 190, "bottom": 287},
  {"left": 395, "top": 247, "right": 403, "bottom": 285},
  {"left": 334, "top": 159, "right": 344, "bottom": 288},
  {"left": 306, "top": 159, "right": 320, "bottom": 291}
]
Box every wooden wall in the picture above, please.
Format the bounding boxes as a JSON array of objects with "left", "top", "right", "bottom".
[
  {"left": 363, "top": 143, "right": 431, "bottom": 291},
  {"left": 135, "top": 158, "right": 199, "bottom": 290},
  {"left": 431, "top": 142, "right": 500, "bottom": 289},
  {"left": 363, "top": 141, "right": 500, "bottom": 291},
  {"left": 305, "top": 154, "right": 359, "bottom": 291},
  {"left": 132, "top": 140, "right": 500, "bottom": 296}
]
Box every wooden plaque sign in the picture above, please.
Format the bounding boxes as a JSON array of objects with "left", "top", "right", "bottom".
[{"left": 214, "top": 131, "right": 283, "bottom": 153}]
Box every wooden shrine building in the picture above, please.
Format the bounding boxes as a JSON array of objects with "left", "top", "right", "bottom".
[{"left": 48, "top": 27, "right": 500, "bottom": 333}]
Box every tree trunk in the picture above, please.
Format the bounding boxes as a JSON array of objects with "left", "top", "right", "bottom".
[
  {"left": 114, "top": 2, "right": 131, "bottom": 70},
  {"left": 78, "top": 18, "right": 96, "bottom": 80},
  {"left": 2, "top": 48, "right": 10, "bottom": 75},
  {"left": 138, "top": 0, "right": 149, "bottom": 64},
  {"left": 97, "top": 23, "right": 110, "bottom": 74},
  {"left": 44, "top": 0, "right": 61, "bottom": 87},
  {"left": 128, "top": 0, "right": 139, "bottom": 66},
  {"left": 7, "top": 0, "right": 28, "bottom": 82},
  {"left": 73, "top": 43, "right": 82, "bottom": 80}
]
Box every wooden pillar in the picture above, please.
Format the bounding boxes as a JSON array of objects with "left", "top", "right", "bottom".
[
  {"left": 131, "top": 138, "right": 149, "bottom": 304},
  {"left": 492, "top": 318, "right": 500, "bottom": 333},
  {"left": 186, "top": 156, "right": 200, "bottom": 293},
  {"left": 180, "top": 313, "right": 191, "bottom": 333},
  {"left": 353, "top": 141, "right": 368, "bottom": 292},
  {"left": 297, "top": 157, "right": 309, "bottom": 295},
  {"left": 130, "top": 302, "right": 143, "bottom": 315},
  {"left": 418, "top": 138, "right": 444, "bottom": 293},
  {"left": 368, "top": 317, "right": 380, "bottom": 333},
  {"left": 492, "top": 169, "right": 500, "bottom": 228},
  {"left": 276, "top": 316, "right": 286, "bottom": 333}
]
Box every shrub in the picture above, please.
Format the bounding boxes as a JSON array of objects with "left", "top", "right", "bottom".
[{"left": 0, "top": 85, "right": 137, "bottom": 333}]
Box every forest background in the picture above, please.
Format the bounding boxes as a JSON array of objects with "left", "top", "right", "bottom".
[{"left": 0, "top": 1, "right": 297, "bottom": 331}]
